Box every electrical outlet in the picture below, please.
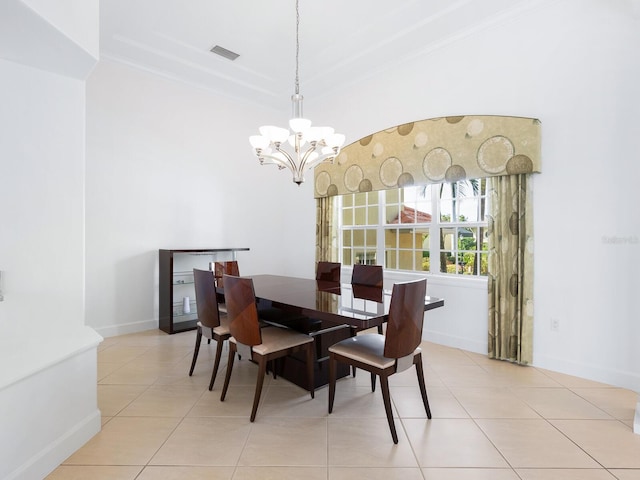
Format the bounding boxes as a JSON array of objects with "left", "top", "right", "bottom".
[{"left": 550, "top": 317, "right": 560, "bottom": 332}]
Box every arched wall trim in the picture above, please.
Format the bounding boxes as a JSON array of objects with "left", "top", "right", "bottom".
[{"left": 314, "top": 115, "right": 541, "bottom": 198}]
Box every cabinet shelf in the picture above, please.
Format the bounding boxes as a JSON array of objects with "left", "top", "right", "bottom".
[{"left": 158, "top": 248, "right": 249, "bottom": 334}]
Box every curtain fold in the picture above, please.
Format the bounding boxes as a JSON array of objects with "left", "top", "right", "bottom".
[
  {"left": 315, "top": 197, "right": 337, "bottom": 263},
  {"left": 487, "top": 174, "right": 534, "bottom": 364}
]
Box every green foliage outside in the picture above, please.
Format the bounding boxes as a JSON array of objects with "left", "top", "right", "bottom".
[{"left": 422, "top": 235, "right": 488, "bottom": 275}]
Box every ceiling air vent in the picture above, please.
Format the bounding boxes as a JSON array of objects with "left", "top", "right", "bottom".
[{"left": 210, "top": 45, "right": 240, "bottom": 61}]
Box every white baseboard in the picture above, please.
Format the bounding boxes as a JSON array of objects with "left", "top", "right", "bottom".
[
  {"left": 424, "top": 329, "right": 487, "bottom": 355},
  {"left": 533, "top": 353, "right": 640, "bottom": 393},
  {"left": 93, "top": 318, "right": 158, "bottom": 338},
  {"left": 425, "top": 336, "right": 640, "bottom": 400},
  {"left": 6, "top": 410, "right": 101, "bottom": 480}
]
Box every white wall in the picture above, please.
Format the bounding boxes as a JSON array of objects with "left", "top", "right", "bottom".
[
  {"left": 85, "top": 60, "right": 317, "bottom": 336},
  {"left": 0, "top": 59, "right": 86, "bottom": 335},
  {"left": 85, "top": 0, "right": 639, "bottom": 393}
]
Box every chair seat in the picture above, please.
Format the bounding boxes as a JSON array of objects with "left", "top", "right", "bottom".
[
  {"left": 329, "top": 334, "right": 421, "bottom": 370},
  {"left": 230, "top": 325, "right": 313, "bottom": 356},
  {"left": 197, "top": 316, "right": 230, "bottom": 339}
]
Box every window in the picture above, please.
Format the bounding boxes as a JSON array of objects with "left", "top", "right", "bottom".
[
  {"left": 339, "top": 179, "right": 488, "bottom": 276},
  {"left": 341, "top": 191, "right": 380, "bottom": 266}
]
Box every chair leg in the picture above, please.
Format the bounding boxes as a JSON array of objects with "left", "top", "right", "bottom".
[
  {"left": 220, "top": 345, "right": 236, "bottom": 402},
  {"left": 208, "top": 337, "right": 225, "bottom": 391},
  {"left": 328, "top": 354, "right": 337, "bottom": 413},
  {"left": 250, "top": 357, "right": 268, "bottom": 422},
  {"left": 306, "top": 343, "right": 315, "bottom": 399},
  {"left": 415, "top": 354, "right": 432, "bottom": 419},
  {"left": 379, "top": 374, "right": 398, "bottom": 444},
  {"left": 188, "top": 329, "right": 202, "bottom": 376},
  {"left": 350, "top": 328, "right": 357, "bottom": 377},
  {"left": 371, "top": 372, "right": 377, "bottom": 392},
  {"left": 377, "top": 324, "right": 383, "bottom": 334}
]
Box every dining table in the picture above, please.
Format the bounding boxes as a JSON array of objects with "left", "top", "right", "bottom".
[{"left": 221, "top": 274, "right": 444, "bottom": 389}]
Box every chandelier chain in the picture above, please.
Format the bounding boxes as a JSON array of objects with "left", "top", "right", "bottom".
[{"left": 294, "top": 0, "right": 300, "bottom": 95}]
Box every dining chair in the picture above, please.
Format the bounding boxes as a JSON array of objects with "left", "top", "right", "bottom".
[
  {"left": 214, "top": 261, "right": 240, "bottom": 311},
  {"left": 351, "top": 264, "right": 384, "bottom": 333},
  {"left": 214, "top": 261, "right": 239, "bottom": 286},
  {"left": 189, "top": 268, "right": 230, "bottom": 391},
  {"left": 328, "top": 278, "right": 431, "bottom": 444},
  {"left": 316, "top": 261, "right": 341, "bottom": 282},
  {"left": 220, "top": 274, "right": 315, "bottom": 422}
]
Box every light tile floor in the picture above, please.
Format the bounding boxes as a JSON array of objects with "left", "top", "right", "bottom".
[{"left": 47, "top": 329, "right": 640, "bottom": 480}]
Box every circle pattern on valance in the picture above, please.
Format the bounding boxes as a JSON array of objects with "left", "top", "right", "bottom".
[{"left": 315, "top": 115, "right": 541, "bottom": 198}]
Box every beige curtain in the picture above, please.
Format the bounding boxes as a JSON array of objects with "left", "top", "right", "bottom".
[
  {"left": 487, "top": 174, "right": 534, "bottom": 365},
  {"left": 315, "top": 197, "right": 337, "bottom": 263}
]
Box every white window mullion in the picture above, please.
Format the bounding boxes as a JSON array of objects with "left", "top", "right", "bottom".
[
  {"left": 336, "top": 195, "right": 344, "bottom": 262},
  {"left": 377, "top": 190, "right": 386, "bottom": 268},
  {"left": 430, "top": 185, "right": 441, "bottom": 274}
]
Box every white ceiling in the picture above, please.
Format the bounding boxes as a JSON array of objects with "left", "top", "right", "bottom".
[{"left": 100, "top": 0, "right": 539, "bottom": 110}]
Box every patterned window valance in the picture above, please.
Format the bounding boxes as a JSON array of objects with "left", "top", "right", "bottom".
[{"left": 314, "top": 115, "right": 541, "bottom": 198}]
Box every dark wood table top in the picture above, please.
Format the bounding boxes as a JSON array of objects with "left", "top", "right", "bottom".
[{"left": 247, "top": 274, "right": 444, "bottom": 331}]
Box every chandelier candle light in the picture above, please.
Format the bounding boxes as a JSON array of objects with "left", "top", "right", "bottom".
[{"left": 249, "top": 0, "right": 345, "bottom": 185}]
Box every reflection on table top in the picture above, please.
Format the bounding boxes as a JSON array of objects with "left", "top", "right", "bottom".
[{"left": 246, "top": 274, "right": 444, "bottom": 331}]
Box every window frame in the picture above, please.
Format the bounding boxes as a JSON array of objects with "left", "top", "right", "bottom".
[{"left": 338, "top": 180, "right": 488, "bottom": 277}]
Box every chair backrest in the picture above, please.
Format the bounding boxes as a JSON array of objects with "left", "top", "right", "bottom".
[
  {"left": 214, "top": 261, "right": 240, "bottom": 288},
  {"left": 223, "top": 274, "right": 262, "bottom": 346},
  {"left": 351, "top": 264, "right": 383, "bottom": 287},
  {"left": 316, "top": 261, "right": 341, "bottom": 282},
  {"left": 193, "top": 268, "right": 222, "bottom": 329},
  {"left": 383, "top": 279, "right": 427, "bottom": 359}
]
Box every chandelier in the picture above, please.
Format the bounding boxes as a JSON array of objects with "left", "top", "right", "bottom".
[{"left": 249, "top": 0, "right": 345, "bottom": 185}]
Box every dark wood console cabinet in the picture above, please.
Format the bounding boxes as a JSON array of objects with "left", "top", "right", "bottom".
[{"left": 158, "top": 248, "right": 249, "bottom": 334}]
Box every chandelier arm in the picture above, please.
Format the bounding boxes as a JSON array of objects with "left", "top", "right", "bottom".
[
  {"left": 306, "top": 154, "right": 336, "bottom": 170},
  {"left": 272, "top": 146, "right": 298, "bottom": 172},
  {"left": 297, "top": 145, "right": 318, "bottom": 172},
  {"left": 258, "top": 151, "right": 293, "bottom": 170}
]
